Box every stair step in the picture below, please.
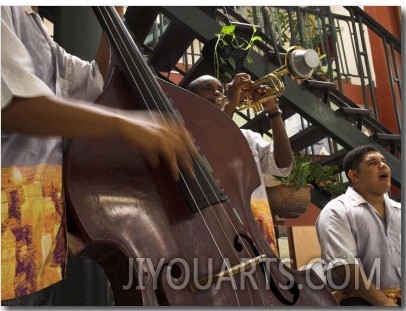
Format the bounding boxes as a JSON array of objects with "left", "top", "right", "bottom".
[
  {"left": 336, "top": 107, "right": 370, "bottom": 128},
  {"left": 149, "top": 22, "right": 195, "bottom": 72},
  {"left": 302, "top": 80, "right": 337, "bottom": 103},
  {"left": 289, "top": 125, "right": 326, "bottom": 152},
  {"left": 336, "top": 106, "right": 370, "bottom": 116},
  {"left": 317, "top": 148, "right": 347, "bottom": 169},
  {"left": 372, "top": 132, "right": 401, "bottom": 142},
  {"left": 302, "top": 80, "right": 336, "bottom": 91}
]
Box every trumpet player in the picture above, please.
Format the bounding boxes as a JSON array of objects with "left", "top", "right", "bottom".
[{"left": 187, "top": 73, "right": 294, "bottom": 257}]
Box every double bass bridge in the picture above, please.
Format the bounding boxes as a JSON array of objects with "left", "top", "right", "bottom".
[{"left": 188, "top": 254, "right": 266, "bottom": 292}]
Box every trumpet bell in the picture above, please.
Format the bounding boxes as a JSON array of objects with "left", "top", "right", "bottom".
[{"left": 287, "top": 47, "right": 320, "bottom": 79}]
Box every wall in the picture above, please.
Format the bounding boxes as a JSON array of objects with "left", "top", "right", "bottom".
[{"left": 363, "top": 6, "right": 402, "bottom": 134}]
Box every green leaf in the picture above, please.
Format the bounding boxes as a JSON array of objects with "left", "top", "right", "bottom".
[
  {"left": 221, "top": 25, "right": 236, "bottom": 35},
  {"left": 226, "top": 57, "right": 236, "bottom": 70},
  {"left": 222, "top": 72, "right": 233, "bottom": 80},
  {"left": 251, "top": 35, "right": 262, "bottom": 43}
]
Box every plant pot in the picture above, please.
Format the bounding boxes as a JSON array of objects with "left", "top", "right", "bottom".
[{"left": 265, "top": 183, "right": 312, "bottom": 219}]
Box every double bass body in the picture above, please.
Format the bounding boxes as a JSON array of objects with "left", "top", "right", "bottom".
[{"left": 66, "top": 68, "right": 272, "bottom": 306}]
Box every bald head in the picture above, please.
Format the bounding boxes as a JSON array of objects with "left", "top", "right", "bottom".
[
  {"left": 187, "top": 75, "right": 218, "bottom": 92},
  {"left": 186, "top": 75, "right": 224, "bottom": 105}
]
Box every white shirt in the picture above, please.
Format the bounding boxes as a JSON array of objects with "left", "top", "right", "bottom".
[
  {"left": 1, "top": 6, "right": 103, "bottom": 108},
  {"left": 316, "top": 187, "right": 401, "bottom": 290}
]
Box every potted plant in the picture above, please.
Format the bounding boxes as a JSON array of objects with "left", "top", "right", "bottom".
[
  {"left": 202, "top": 22, "right": 262, "bottom": 83},
  {"left": 265, "top": 153, "right": 346, "bottom": 218}
]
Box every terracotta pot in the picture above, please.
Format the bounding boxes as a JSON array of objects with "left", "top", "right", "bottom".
[{"left": 265, "top": 183, "right": 312, "bottom": 219}]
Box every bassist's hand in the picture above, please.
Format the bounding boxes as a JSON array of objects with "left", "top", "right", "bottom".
[{"left": 118, "top": 111, "right": 198, "bottom": 181}]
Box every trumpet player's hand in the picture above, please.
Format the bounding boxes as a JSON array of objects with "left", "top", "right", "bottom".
[
  {"left": 224, "top": 73, "right": 253, "bottom": 116},
  {"left": 263, "top": 98, "right": 280, "bottom": 113},
  {"left": 253, "top": 85, "right": 280, "bottom": 113},
  {"left": 252, "top": 84, "right": 272, "bottom": 101}
]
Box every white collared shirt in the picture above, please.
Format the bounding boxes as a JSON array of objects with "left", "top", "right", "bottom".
[{"left": 316, "top": 187, "right": 401, "bottom": 290}]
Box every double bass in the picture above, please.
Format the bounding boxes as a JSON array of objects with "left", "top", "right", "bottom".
[{"left": 64, "top": 6, "right": 338, "bottom": 306}]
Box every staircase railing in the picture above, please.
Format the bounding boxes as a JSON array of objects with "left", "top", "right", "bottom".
[{"left": 235, "top": 6, "right": 401, "bottom": 135}]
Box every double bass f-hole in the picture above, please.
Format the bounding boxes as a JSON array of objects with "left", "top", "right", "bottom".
[
  {"left": 155, "top": 234, "right": 269, "bottom": 304},
  {"left": 236, "top": 234, "right": 299, "bottom": 305}
]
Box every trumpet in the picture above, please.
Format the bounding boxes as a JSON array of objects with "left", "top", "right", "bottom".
[{"left": 237, "top": 46, "right": 320, "bottom": 112}]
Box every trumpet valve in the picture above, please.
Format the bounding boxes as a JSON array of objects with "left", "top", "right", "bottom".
[{"left": 252, "top": 102, "right": 264, "bottom": 113}]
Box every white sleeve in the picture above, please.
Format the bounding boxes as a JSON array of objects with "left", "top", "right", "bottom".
[
  {"left": 1, "top": 17, "right": 53, "bottom": 109},
  {"left": 54, "top": 44, "right": 104, "bottom": 101},
  {"left": 241, "top": 129, "right": 293, "bottom": 177},
  {"left": 316, "top": 198, "right": 358, "bottom": 270}
]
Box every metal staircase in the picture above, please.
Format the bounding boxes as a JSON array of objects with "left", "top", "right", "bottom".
[
  {"left": 122, "top": 6, "right": 401, "bottom": 194},
  {"left": 40, "top": 6, "right": 401, "bottom": 200}
]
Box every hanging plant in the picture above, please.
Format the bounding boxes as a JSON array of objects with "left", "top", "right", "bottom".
[{"left": 202, "top": 22, "right": 262, "bottom": 83}]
